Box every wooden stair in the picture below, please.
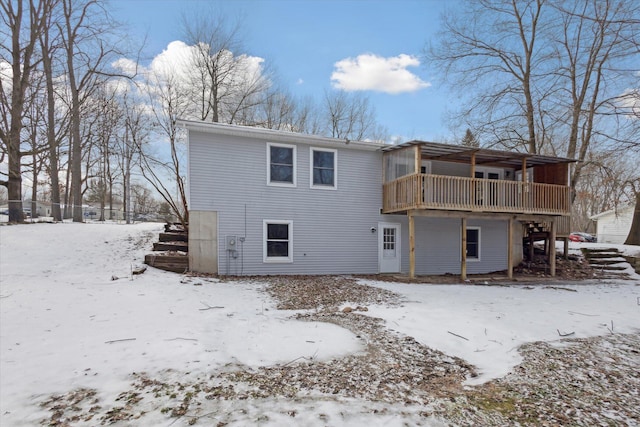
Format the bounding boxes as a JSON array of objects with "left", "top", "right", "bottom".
[
  {"left": 144, "top": 223, "right": 189, "bottom": 273},
  {"left": 522, "top": 221, "right": 551, "bottom": 261}
]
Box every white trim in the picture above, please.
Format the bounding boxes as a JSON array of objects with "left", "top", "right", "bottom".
[
  {"left": 267, "top": 143, "right": 297, "bottom": 187},
  {"left": 462, "top": 226, "right": 481, "bottom": 262},
  {"left": 310, "top": 147, "right": 338, "bottom": 190},
  {"left": 263, "top": 220, "right": 293, "bottom": 263}
]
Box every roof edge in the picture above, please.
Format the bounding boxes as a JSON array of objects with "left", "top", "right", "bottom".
[
  {"left": 177, "top": 119, "right": 384, "bottom": 151},
  {"left": 589, "top": 203, "right": 635, "bottom": 220}
]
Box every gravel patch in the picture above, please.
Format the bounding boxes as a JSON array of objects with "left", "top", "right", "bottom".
[{"left": 37, "top": 276, "right": 640, "bottom": 426}]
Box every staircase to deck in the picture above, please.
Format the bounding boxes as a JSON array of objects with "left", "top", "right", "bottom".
[{"left": 522, "top": 221, "right": 551, "bottom": 261}]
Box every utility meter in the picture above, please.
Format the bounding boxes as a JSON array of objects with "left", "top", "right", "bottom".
[{"left": 226, "top": 235, "right": 237, "bottom": 248}]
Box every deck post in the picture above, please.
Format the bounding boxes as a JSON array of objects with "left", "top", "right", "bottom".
[
  {"left": 550, "top": 219, "right": 556, "bottom": 276},
  {"left": 461, "top": 217, "right": 467, "bottom": 280},
  {"left": 507, "top": 217, "right": 513, "bottom": 279},
  {"left": 409, "top": 211, "right": 416, "bottom": 279},
  {"left": 563, "top": 237, "right": 569, "bottom": 259},
  {"left": 470, "top": 153, "right": 476, "bottom": 177}
]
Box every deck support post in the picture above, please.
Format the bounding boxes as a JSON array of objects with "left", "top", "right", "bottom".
[
  {"left": 550, "top": 219, "right": 556, "bottom": 276},
  {"left": 507, "top": 217, "right": 513, "bottom": 279},
  {"left": 563, "top": 237, "right": 569, "bottom": 259},
  {"left": 470, "top": 153, "right": 476, "bottom": 178},
  {"left": 461, "top": 217, "right": 467, "bottom": 280},
  {"left": 409, "top": 211, "right": 416, "bottom": 279}
]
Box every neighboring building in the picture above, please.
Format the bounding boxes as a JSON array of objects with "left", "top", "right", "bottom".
[
  {"left": 590, "top": 204, "right": 635, "bottom": 244},
  {"left": 2, "top": 200, "right": 52, "bottom": 217},
  {"left": 181, "top": 120, "right": 574, "bottom": 278}
]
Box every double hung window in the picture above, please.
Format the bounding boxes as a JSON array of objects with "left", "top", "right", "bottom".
[
  {"left": 268, "top": 143, "right": 296, "bottom": 186},
  {"left": 263, "top": 220, "right": 293, "bottom": 263},
  {"left": 310, "top": 148, "right": 337, "bottom": 189}
]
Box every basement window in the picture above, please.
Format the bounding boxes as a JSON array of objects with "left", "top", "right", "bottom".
[{"left": 263, "top": 220, "right": 293, "bottom": 263}]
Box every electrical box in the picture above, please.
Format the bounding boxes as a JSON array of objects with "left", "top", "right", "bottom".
[{"left": 226, "top": 235, "right": 238, "bottom": 249}]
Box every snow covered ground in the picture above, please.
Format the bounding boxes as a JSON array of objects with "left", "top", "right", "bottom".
[{"left": 1, "top": 222, "right": 639, "bottom": 426}]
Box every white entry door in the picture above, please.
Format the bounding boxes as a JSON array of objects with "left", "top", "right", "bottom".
[{"left": 378, "top": 222, "right": 401, "bottom": 273}]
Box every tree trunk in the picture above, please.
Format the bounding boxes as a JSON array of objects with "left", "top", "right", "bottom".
[
  {"left": 624, "top": 192, "right": 640, "bottom": 245},
  {"left": 41, "top": 35, "right": 62, "bottom": 221}
]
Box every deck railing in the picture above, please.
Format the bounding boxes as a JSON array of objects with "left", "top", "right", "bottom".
[{"left": 383, "top": 173, "right": 571, "bottom": 217}]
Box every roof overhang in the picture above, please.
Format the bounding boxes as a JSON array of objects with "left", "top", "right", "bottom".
[
  {"left": 177, "top": 119, "right": 384, "bottom": 152},
  {"left": 589, "top": 203, "right": 635, "bottom": 220},
  {"left": 381, "top": 140, "right": 576, "bottom": 170}
]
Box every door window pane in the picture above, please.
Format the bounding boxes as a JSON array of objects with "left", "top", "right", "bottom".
[{"left": 383, "top": 228, "right": 396, "bottom": 252}]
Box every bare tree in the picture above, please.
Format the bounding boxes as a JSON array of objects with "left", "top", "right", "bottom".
[
  {"left": 427, "top": 0, "right": 549, "bottom": 153},
  {"left": 427, "top": 0, "right": 640, "bottom": 202},
  {"left": 140, "top": 71, "right": 189, "bottom": 227},
  {"left": 180, "top": 10, "right": 272, "bottom": 125},
  {"left": 551, "top": 0, "right": 640, "bottom": 193},
  {"left": 0, "top": 0, "right": 48, "bottom": 222},
  {"left": 38, "top": 0, "right": 65, "bottom": 221},
  {"left": 625, "top": 188, "right": 640, "bottom": 245},
  {"left": 322, "top": 90, "right": 386, "bottom": 142},
  {"left": 58, "top": 0, "right": 125, "bottom": 222}
]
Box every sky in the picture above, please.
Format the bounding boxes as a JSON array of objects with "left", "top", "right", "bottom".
[
  {"left": 1, "top": 221, "right": 639, "bottom": 424},
  {"left": 110, "top": 0, "right": 457, "bottom": 143}
]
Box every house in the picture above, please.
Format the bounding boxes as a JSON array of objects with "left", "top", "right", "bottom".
[
  {"left": 181, "top": 120, "right": 574, "bottom": 278},
  {"left": 2, "top": 200, "right": 52, "bottom": 217},
  {"left": 590, "top": 204, "right": 635, "bottom": 244}
]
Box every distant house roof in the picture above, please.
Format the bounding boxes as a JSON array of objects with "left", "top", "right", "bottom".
[
  {"left": 382, "top": 141, "right": 576, "bottom": 170},
  {"left": 590, "top": 203, "right": 635, "bottom": 220}
]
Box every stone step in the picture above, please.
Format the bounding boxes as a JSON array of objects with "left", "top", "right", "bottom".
[
  {"left": 589, "top": 264, "right": 629, "bottom": 271},
  {"left": 144, "top": 254, "right": 189, "bottom": 273},
  {"left": 585, "top": 252, "right": 622, "bottom": 259},
  {"left": 153, "top": 241, "right": 188, "bottom": 252},
  {"left": 159, "top": 232, "right": 188, "bottom": 242},
  {"left": 582, "top": 248, "right": 619, "bottom": 254},
  {"left": 588, "top": 258, "right": 628, "bottom": 265}
]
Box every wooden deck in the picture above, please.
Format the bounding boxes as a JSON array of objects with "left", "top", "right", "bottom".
[{"left": 383, "top": 173, "right": 571, "bottom": 216}]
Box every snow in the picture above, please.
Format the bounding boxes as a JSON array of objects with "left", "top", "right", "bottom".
[
  {"left": 1, "top": 222, "right": 639, "bottom": 425},
  {"left": 359, "top": 279, "right": 640, "bottom": 385}
]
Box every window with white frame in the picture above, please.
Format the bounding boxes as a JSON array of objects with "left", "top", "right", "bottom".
[
  {"left": 263, "top": 220, "right": 293, "bottom": 263},
  {"left": 466, "top": 227, "right": 480, "bottom": 261},
  {"left": 267, "top": 143, "right": 296, "bottom": 186},
  {"left": 310, "top": 147, "right": 337, "bottom": 189}
]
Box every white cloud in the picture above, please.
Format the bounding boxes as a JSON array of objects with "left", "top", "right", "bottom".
[
  {"left": 149, "top": 40, "right": 195, "bottom": 80},
  {"left": 296, "top": 78, "right": 304, "bottom": 85},
  {"left": 111, "top": 58, "right": 138, "bottom": 75},
  {"left": 331, "top": 53, "right": 430, "bottom": 94}
]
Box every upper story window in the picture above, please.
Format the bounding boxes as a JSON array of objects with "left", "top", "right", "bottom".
[
  {"left": 310, "top": 147, "right": 337, "bottom": 189},
  {"left": 268, "top": 143, "right": 296, "bottom": 187}
]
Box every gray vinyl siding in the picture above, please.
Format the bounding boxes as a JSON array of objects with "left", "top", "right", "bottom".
[
  {"left": 189, "top": 130, "right": 389, "bottom": 275},
  {"left": 399, "top": 217, "right": 508, "bottom": 275}
]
